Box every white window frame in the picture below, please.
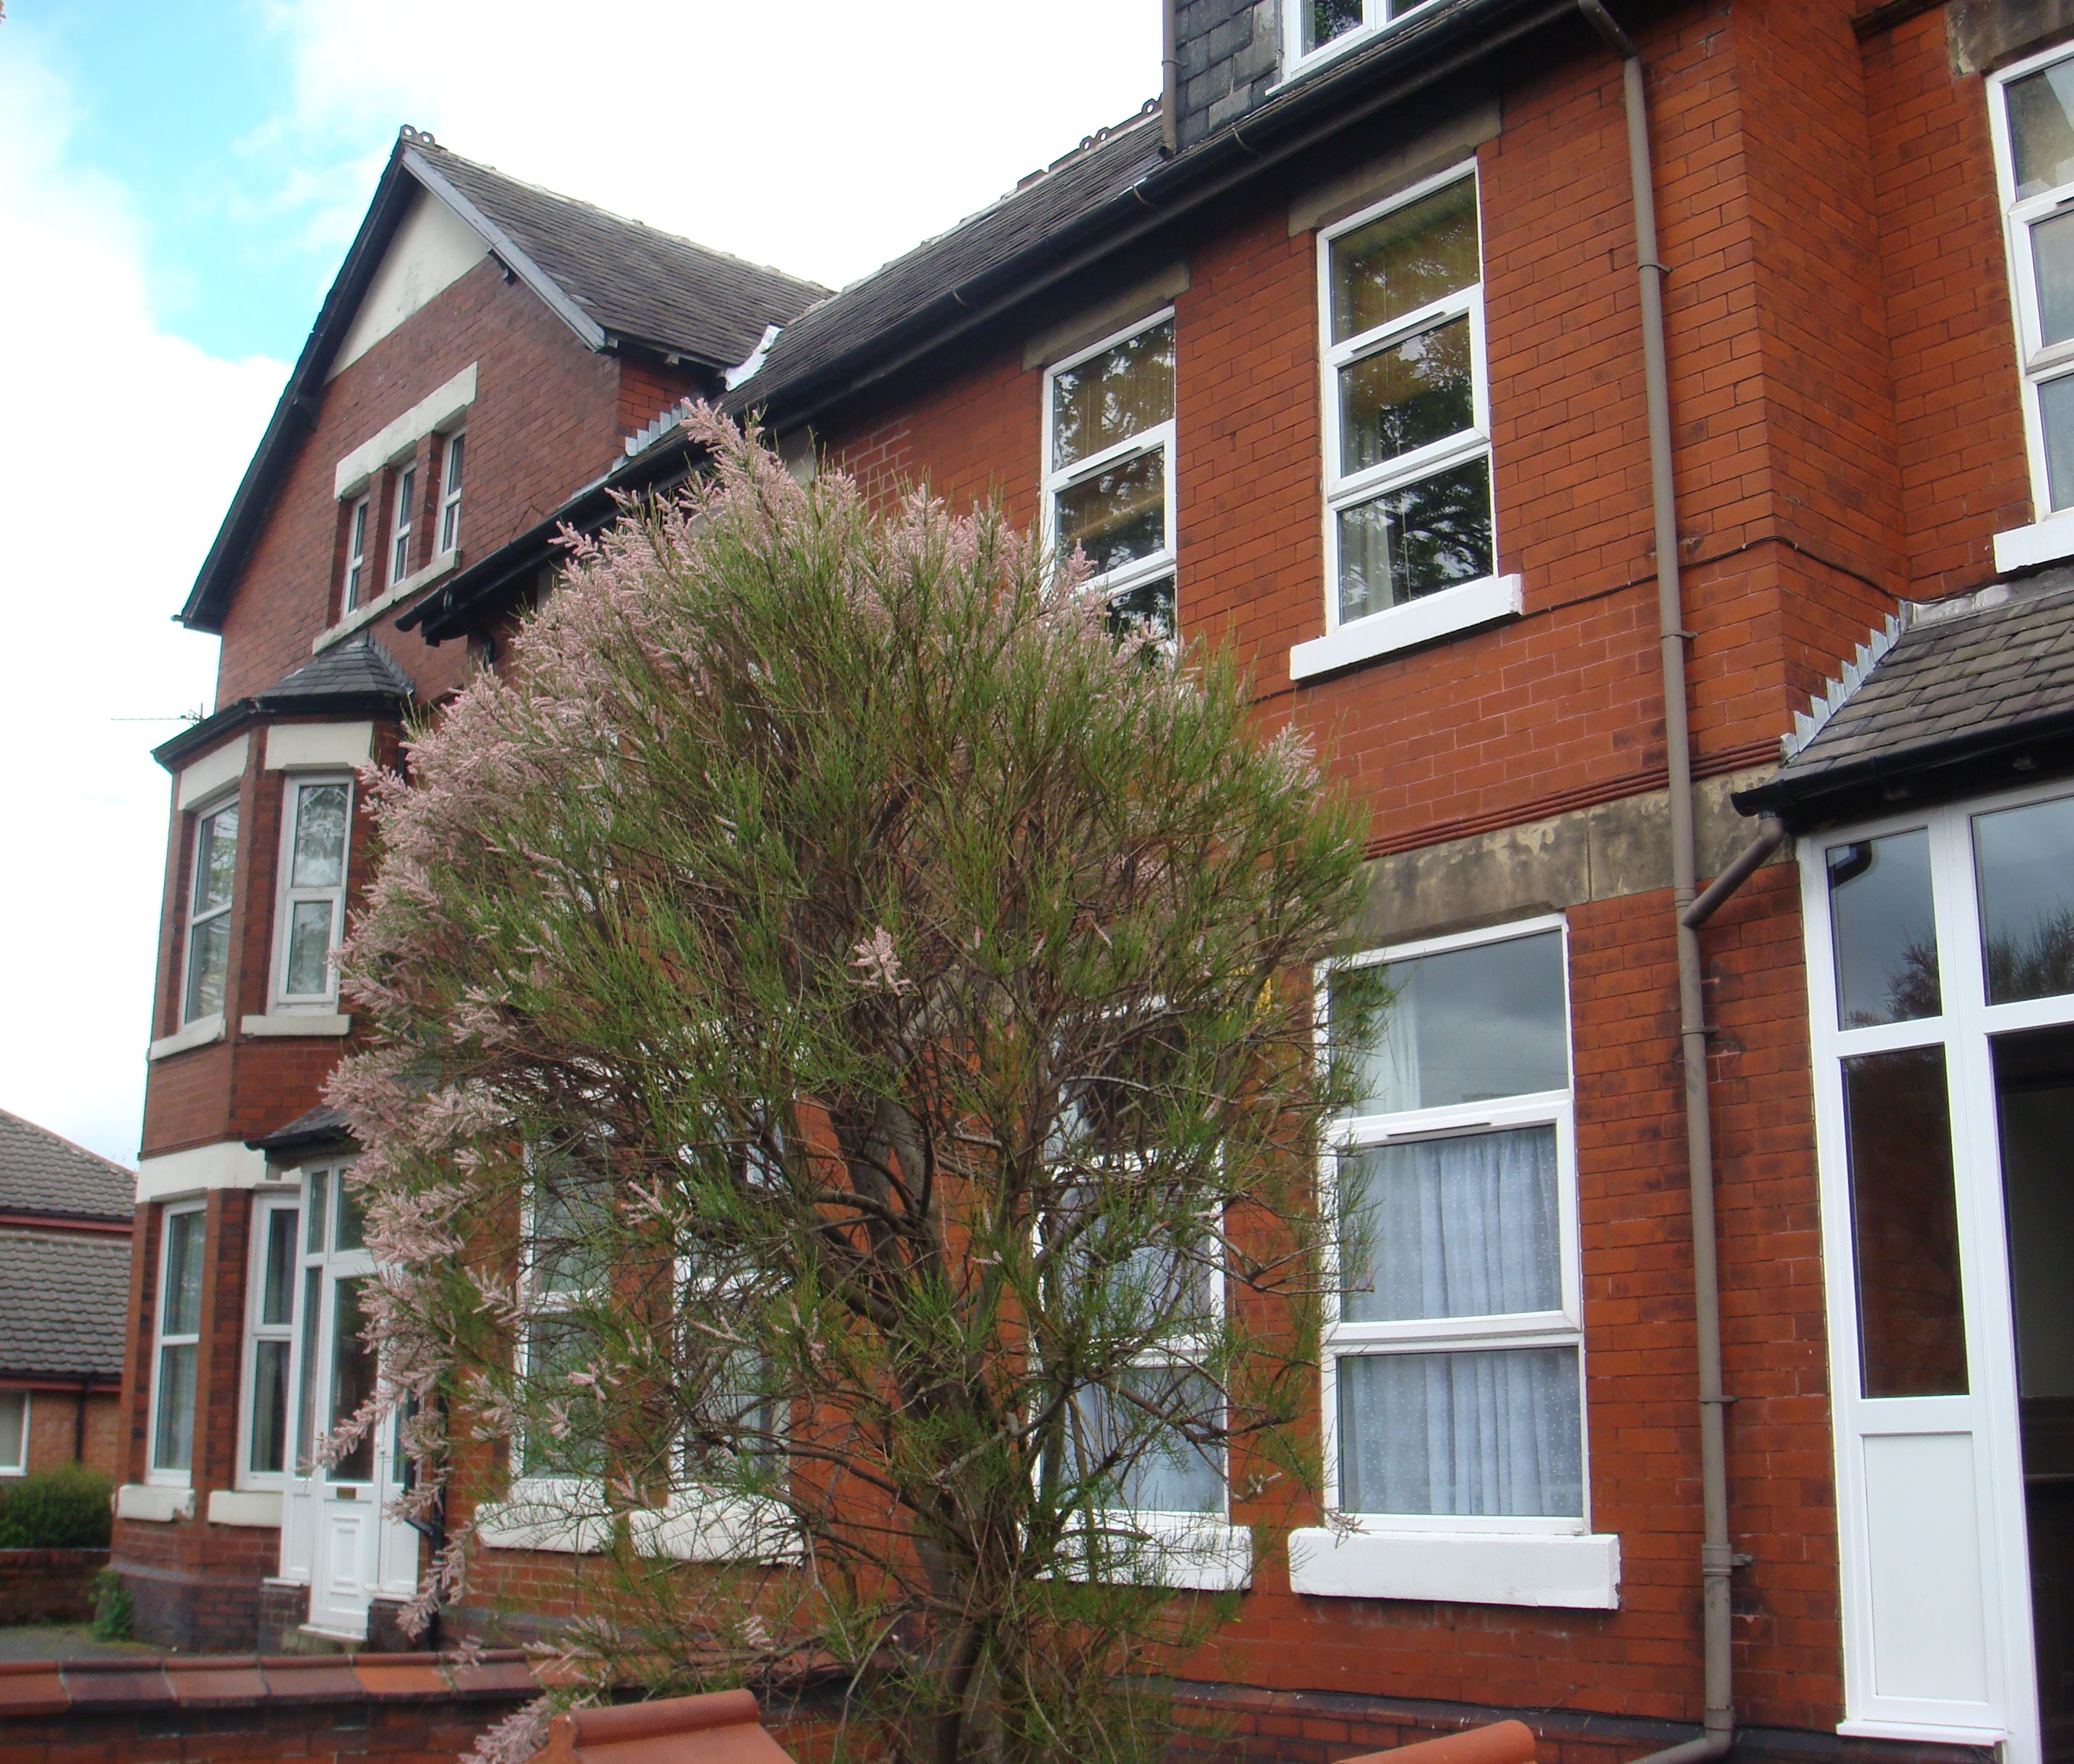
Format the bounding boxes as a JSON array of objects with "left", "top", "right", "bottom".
[
  {"left": 341, "top": 497, "right": 370, "bottom": 613},
  {"left": 148, "top": 1200, "right": 207, "bottom": 1488},
  {"left": 1281, "top": 0, "right": 1443, "bottom": 85},
  {"left": 180, "top": 793, "right": 238, "bottom": 1027},
  {"left": 1040, "top": 307, "right": 1178, "bottom": 636},
  {"left": 1310, "top": 163, "right": 1507, "bottom": 669},
  {"left": 437, "top": 430, "right": 464, "bottom": 556},
  {"left": 0, "top": 1390, "right": 29, "bottom": 1476},
  {"left": 238, "top": 1189, "right": 302, "bottom": 1490},
  {"left": 388, "top": 462, "right": 417, "bottom": 588},
  {"left": 271, "top": 774, "right": 353, "bottom": 1010}
]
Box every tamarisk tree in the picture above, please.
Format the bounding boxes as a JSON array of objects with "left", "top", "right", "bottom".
[{"left": 328, "top": 411, "right": 1380, "bottom": 1764}]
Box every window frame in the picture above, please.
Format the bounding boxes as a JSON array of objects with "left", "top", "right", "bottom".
[
  {"left": 1316, "top": 912, "right": 1589, "bottom": 1536},
  {"left": 437, "top": 430, "right": 465, "bottom": 556},
  {"left": 1040, "top": 307, "right": 1178, "bottom": 637},
  {"left": 180, "top": 793, "right": 239, "bottom": 1027},
  {"left": 341, "top": 496, "right": 370, "bottom": 614},
  {"left": 238, "top": 1189, "right": 302, "bottom": 1490},
  {"left": 0, "top": 1390, "right": 28, "bottom": 1476},
  {"left": 1315, "top": 162, "right": 1496, "bottom": 648},
  {"left": 148, "top": 1200, "right": 207, "bottom": 1488},
  {"left": 1282, "top": 1, "right": 1444, "bottom": 87},
  {"left": 270, "top": 773, "right": 353, "bottom": 1010},
  {"left": 388, "top": 462, "right": 417, "bottom": 588}
]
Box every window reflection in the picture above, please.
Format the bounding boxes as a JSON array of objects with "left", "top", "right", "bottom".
[
  {"left": 1826, "top": 830, "right": 1940, "bottom": 1028},
  {"left": 1975, "top": 794, "right": 2074, "bottom": 1004}
]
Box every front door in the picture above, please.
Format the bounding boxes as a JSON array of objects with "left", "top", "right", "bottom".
[{"left": 279, "top": 1164, "right": 415, "bottom": 1638}]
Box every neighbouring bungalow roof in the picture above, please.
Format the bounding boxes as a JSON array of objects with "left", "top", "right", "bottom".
[
  {"left": 0, "top": 1107, "right": 134, "bottom": 1222},
  {"left": 153, "top": 635, "right": 416, "bottom": 773},
  {"left": 0, "top": 1235, "right": 131, "bottom": 1381},
  {"left": 1736, "top": 566, "right": 2074, "bottom": 831}
]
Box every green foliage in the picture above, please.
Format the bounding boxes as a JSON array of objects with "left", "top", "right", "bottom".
[
  {"left": 0, "top": 1462, "right": 113, "bottom": 1548},
  {"left": 90, "top": 1566, "right": 133, "bottom": 1640}
]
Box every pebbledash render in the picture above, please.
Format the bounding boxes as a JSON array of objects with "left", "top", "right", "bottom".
[{"left": 113, "top": 3, "right": 2074, "bottom": 1762}]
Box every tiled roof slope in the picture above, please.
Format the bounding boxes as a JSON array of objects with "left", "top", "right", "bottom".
[
  {"left": 1739, "top": 567, "right": 2074, "bottom": 821},
  {"left": 726, "top": 109, "right": 1168, "bottom": 416},
  {"left": 413, "top": 140, "right": 830, "bottom": 370},
  {"left": 0, "top": 1234, "right": 130, "bottom": 1378},
  {"left": 250, "top": 1103, "right": 353, "bottom": 1153},
  {"left": 263, "top": 634, "right": 417, "bottom": 702},
  {"left": 0, "top": 1108, "right": 134, "bottom": 1220}
]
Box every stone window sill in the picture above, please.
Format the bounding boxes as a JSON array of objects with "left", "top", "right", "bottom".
[
  {"left": 1289, "top": 573, "right": 1522, "bottom": 682},
  {"left": 240, "top": 1012, "right": 352, "bottom": 1038},
  {"left": 149, "top": 1015, "right": 224, "bottom": 1062},
  {"left": 1287, "top": 1524, "right": 1619, "bottom": 1608},
  {"left": 1993, "top": 516, "right": 2074, "bottom": 575},
  {"left": 313, "top": 549, "right": 456, "bottom": 652},
  {"left": 209, "top": 1489, "right": 283, "bottom": 1527},
  {"left": 474, "top": 1479, "right": 799, "bottom": 1563},
  {"left": 1060, "top": 1514, "right": 1252, "bottom": 1591},
  {"left": 116, "top": 1483, "right": 195, "bottom": 1522}
]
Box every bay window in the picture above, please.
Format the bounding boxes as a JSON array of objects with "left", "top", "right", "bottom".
[
  {"left": 274, "top": 776, "right": 352, "bottom": 1007},
  {"left": 182, "top": 799, "right": 238, "bottom": 1024},
  {"left": 243, "top": 1192, "right": 302, "bottom": 1481},
  {"left": 151, "top": 1202, "right": 206, "bottom": 1481}
]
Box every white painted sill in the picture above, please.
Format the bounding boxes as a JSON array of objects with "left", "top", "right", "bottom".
[
  {"left": 1992, "top": 516, "right": 2074, "bottom": 574},
  {"left": 1060, "top": 1514, "right": 1253, "bottom": 1592},
  {"left": 313, "top": 549, "right": 457, "bottom": 652},
  {"left": 241, "top": 1012, "right": 352, "bottom": 1038},
  {"left": 1836, "top": 1719, "right": 2011, "bottom": 1747},
  {"left": 474, "top": 1479, "right": 799, "bottom": 1563},
  {"left": 1289, "top": 573, "right": 1522, "bottom": 681},
  {"left": 209, "top": 1488, "right": 283, "bottom": 1527},
  {"left": 116, "top": 1483, "right": 196, "bottom": 1522},
  {"left": 1287, "top": 1524, "right": 1619, "bottom": 1609},
  {"left": 149, "top": 1014, "right": 225, "bottom": 1062}
]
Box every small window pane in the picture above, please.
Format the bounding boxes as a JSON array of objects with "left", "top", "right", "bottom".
[
  {"left": 1977, "top": 794, "right": 2074, "bottom": 1003},
  {"left": 184, "top": 916, "right": 230, "bottom": 1022},
  {"left": 532, "top": 1166, "right": 609, "bottom": 1294},
  {"left": 162, "top": 1209, "right": 204, "bottom": 1336},
  {"left": 1305, "top": 0, "right": 1364, "bottom": 52},
  {"left": 2010, "top": 62, "right": 2074, "bottom": 201},
  {"left": 261, "top": 1206, "right": 298, "bottom": 1325},
  {"left": 1340, "top": 313, "right": 1475, "bottom": 475},
  {"left": 153, "top": 1342, "right": 197, "bottom": 1472},
  {"left": 328, "top": 1276, "right": 376, "bottom": 1481},
  {"left": 285, "top": 900, "right": 335, "bottom": 996},
  {"left": 1331, "top": 178, "right": 1479, "bottom": 344},
  {"left": 250, "top": 1339, "right": 291, "bottom": 1474},
  {"left": 193, "top": 805, "right": 238, "bottom": 914},
  {"left": 295, "top": 1266, "right": 321, "bottom": 1469},
  {"left": 1826, "top": 831, "right": 1940, "bottom": 1028},
  {"left": 1073, "top": 1367, "right": 1224, "bottom": 1514},
  {"left": 1337, "top": 1345, "right": 1582, "bottom": 1517},
  {"left": 2043, "top": 371, "right": 2074, "bottom": 512},
  {"left": 0, "top": 1392, "right": 25, "bottom": 1470},
  {"left": 1336, "top": 928, "right": 1567, "bottom": 1114},
  {"left": 1051, "top": 322, "right": 1173, "bottom": 470},
  {"left": 334, "top": 1174, "right": 365, "bottom": 1252},
  {"left": 292, "top": 784, "right": 348, "bottom": 888},
  {"left": 1056, "top": 445, "right": 1166, "bottom": 575},
  {"left": 1106, "top": 572, "right": 1175, "bottom": 645},
  {"left": 305, "top": 1171, "right": 329, "bottom": 1253},
  {"left": 1844, "top": 1047, "right": 1969, "bottom": 1398},
  {"left": 520, "top": 1317, "right": 605, "bottom": 1477},
  {"left": 1336, "top": 455, "right": 1494, "bottom": 622},
  {"left": 1339, "top": 1126, "right": 1561, "bottom": 1323},
  {"left": 2035, "top": 209, "right": 2074, "bottom": 350}
]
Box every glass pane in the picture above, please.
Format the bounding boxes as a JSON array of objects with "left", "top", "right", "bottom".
[
  {"left": 1340, "top": 313, "right": 1475, "bottom": 475},
  {"left": 1056, "top": 446, "right": 1166, "bottom": 576},
  {"left": 1107, "top": 572, "right": 1174, "bottom": 645},
  {"left": 305, "top": 1170, "right": 329, "bottom": 1253},
  {"left": 295, "top": 1266, "right": 321, "bottom": 1470},
  {"left": 1826, "top": 829, "right": 1940, "bottom": 1028},
  {"left": 1050, "top": 321, "right": 1173, "bottom": 470},
  {"left": 443, "top": 432, "right": 464, "bottom": 497},
  {"left": 1844, "top": 1047, "right": 1968, "bottom": 1398},
  {"left": 162, "top": 1208, "right": 204, "bottom": 1335},
  {"left": 1331, "top": 177, "right": 1479, "bottom": 344},
  {"left": 1339, "top": 1126, "right": 1561, "bottom": 1323},
  {"left": 1336, "top": 455, "right": 1494, "bottom": 622},
  {"left": 153, "top": 1342, "right": 196, "bottom": 1472},
  {"left": 183, "top": 915, "right": 230, "bottom": 1023},
  {"left": 250, "top": 1339, "right": 291, "bottom": 1474},
  {"left": 285, "top": 900, "right": 335, "bottom": 996},
  {"left": 291, "top": 783, "right": 349, "bottom": 888},
  {"left": 0, "top": 1392, "right": 25, "bottom": 1468},
  {"left": 683, "top": 1345, "right": 780, "bottom": 1475},
  {"left": 1992, "top": 1025, "right": 2074, "bottom": 1401},
  {"left": 532, "top": 1161, "right": 609, "bottom": 1294},
  {"left": 1337, "top": 1345, "right": 1582, "bottom": 1516},
  {"left": 334, "top": 1173, "right": 365, "bottom": 1252},
  {"left": 2044, "top": 371, "right": 2074, "bottom": 512},
  {"left": 2010, "top": 61, "right": 2074, "bottom": 201},
  {"left": 1305, "top": 0, "right": 1364, "bottom": 51},
  {"left": 1336, "top": 928, "right": 1567, "bottom": 1114},
  {"left": 192, "top": 805, "right": 238, "bottom": 914},
  {"left": 1074, "top": 1367, "right": 1224, "bottom": 1513},
  {"left": 328, "top": 1276, "right": 376, "bottom": 1481},
  {"left": 2036, "top": 209, "right": 2074, "bottom": 350},
  {"left": 1977, "top": 795, "right": 2074, "bottom": 1004},
  {"left": 520, "top": 1317, "right": 605, "bottom": 1477},
  {"left": 261, "top": 1205, "right": 298, "bottom": 1325},
  {"left": 393, "top": 466, "right": 414, "bottom": 525}
]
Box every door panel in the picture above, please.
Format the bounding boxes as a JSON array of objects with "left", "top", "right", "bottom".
[{"left": 1864, "top": 1432, "right": 1992, "bottom": 1702}]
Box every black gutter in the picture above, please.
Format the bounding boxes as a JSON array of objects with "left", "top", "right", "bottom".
[
  {"left": 733, "top": 0, "right": 1583, "bottom": 432},
  {"left": 152, "top": 685, "right": 413, "bottom": 774}
]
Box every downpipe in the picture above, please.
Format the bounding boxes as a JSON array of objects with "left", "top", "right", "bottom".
[{"left": 1576, "top": 3, "right": 1740, "bottom": 1758}]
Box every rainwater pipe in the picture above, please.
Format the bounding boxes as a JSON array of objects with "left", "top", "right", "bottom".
[{"left": 1574, "top": 4, "right": 1752, "bottom": 1758}]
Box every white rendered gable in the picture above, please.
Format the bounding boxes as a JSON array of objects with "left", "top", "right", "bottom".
[{"left": 329, "top": 188, "right": 488, "bottom": 377}]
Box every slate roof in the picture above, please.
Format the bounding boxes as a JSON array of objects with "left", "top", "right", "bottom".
[
  {"left": 249, "top": 1104, "right": 354, "bottom": 1155},
  {"left": 1737, "top": 566, "right": 2074, "bottom": 827},
  {"left": 0, "top": 1108, "right": 134, "bottom": 1221},
  {"left": 0, "top": 1234, "right": 131, "bottom": 1379},
  {"left": 154, "top": 637, "right": 416, "bottom": 772},
  {"left": 411, "top": 140, "right": 829, "bottom": 370}
]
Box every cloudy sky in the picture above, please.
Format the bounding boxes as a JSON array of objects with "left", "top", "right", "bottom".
[{"left": 0, "top": 1, "right": 1158, "bottom": 1168}]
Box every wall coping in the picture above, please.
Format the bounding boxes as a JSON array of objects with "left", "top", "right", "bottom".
[{"left": 0, "top": 1649, "right": 539, "bottom": 1717}]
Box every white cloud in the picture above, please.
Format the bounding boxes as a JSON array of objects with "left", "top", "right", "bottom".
[{"left": 0, "top": 44, "right": 287, "bottom": 1167}]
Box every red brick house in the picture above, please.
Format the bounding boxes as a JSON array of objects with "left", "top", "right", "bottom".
[{"left": 112, "top": 3, "right": 2074, "bottom": 1763}]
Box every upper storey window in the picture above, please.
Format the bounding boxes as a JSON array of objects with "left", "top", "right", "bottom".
[
  {"left": 388, "top": 464, "right": 417, "bottom": 588},
  {"left": 341, "top": 497, "right": 370, "bottom": 612},
  {"left": 437, "top": 430, "right": 465, "bottom": 554},
  {"left": 274, "top": 777, "right": 352, "bottom": 1007},
  {"left": 1995, "top": 50, "right": 2074, "bottom": 516},
  {"left": 1289, "top": 0, "right": 1437, "bottom": 74},
  {"left": 182, "top": 799, "right": 238, "bottom": 1024},
  {"left": 1043, "top": 312, "right": 1176, "bottom": 643}
]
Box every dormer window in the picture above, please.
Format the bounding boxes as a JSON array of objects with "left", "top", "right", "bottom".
[
  {"left": 389, "top": 464, "right": 417, "bottom": 586},
  {"left": 1289, "top": 0, "right": 1435, "bottom": 71},
  {"left": 341, "top": 497, "right": 370, "bottom": 612},
  {"left": 437, "top": 431, "right": 465, "bottom": 554}
]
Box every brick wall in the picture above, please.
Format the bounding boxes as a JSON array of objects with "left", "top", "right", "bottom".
[
  {"left": 0, "top": 1548, "right": 108, "bottom": 1623},
  {"left": 16, "top": 1384, "right": 123, "bottom": 1479}
]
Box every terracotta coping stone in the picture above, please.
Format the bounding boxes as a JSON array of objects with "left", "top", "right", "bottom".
[
  {"left": 61, "top": 1657, "right": 176, "bottom": 1710},
  {"left": 449, "top": 1653, "right": 544, "bottom": 1698},
  {"left": 533, "top": 1688, "right": 797, "bottom": 1764},
  {"left": 0, "top": 1660, "right": 71, "bottom": 1717},
  {"left": 257, "top": 1656, "right": 365, "bottom": 1703},
  {"left": 1341, "top": 1720, "right": 1538, "bottom": 1764},
  {"left": 354, "top": 1656, "right": 455, "bottom": 1700},
  {"left": 164, "top": 1655, "right": 270, "bottom": 1706}
]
